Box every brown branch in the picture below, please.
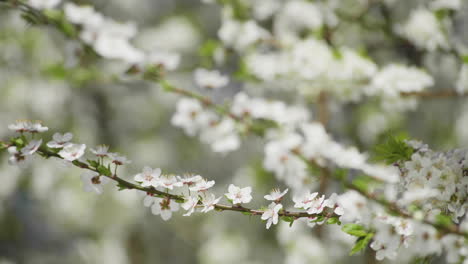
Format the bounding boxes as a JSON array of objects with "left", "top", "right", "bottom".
[{"left": 31, "top": 142, "right": 337, "bottom": 221}]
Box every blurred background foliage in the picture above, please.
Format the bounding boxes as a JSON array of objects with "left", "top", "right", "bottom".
[{"left": 0, "top": 0, "right": 467, "bottom": 263}]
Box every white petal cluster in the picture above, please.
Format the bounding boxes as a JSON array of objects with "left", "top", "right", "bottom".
[
  {"left": 274, "top": 0, "right": 323, "bottom": 44},
  {"left": 8, "top": 120, "right": 48, "bottom": 133},
  {"left": 134, "top": 167, "right": 161, "bottom": 187},
  {"left": 64, "top": 3, "right": 144, "bottom": 63},
  {"left": 398, "top": 8, "right": 448, "bottom": 51},
  {"left": 58, "top": 143, "right": 86, "bottom": 161},
  {"left": 366, "top": 64, "right": 434, "bottom": 97},
  {"left": 194, "top": 68, "right": 229, "bottom": 90},
  {"left": 225, "top": 184, "right": 252, "bottom": 204},
  {"left": 218, "top": 19, "right": 270, "bottom": 51},
  {"left": 47, "top": 132, "right": 73, "bottom": 148},
  {"left": 80, "top": 171, "right": 111, "bottom": 195},
  {"left": 7, "top": 139, "right": 42, "bottom": 166},
  {"left": 145, "top": 196, "right": 180, "bottom": 221},
  {"left": 261, "top": 202, "right": 282, "bottom": 229},
  {"left": 172, "top": 98, "right": 240, "bottom": 153}
]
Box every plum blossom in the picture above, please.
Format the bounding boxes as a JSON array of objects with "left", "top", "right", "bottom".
[
  {"left": 158, "top": 175, "right": 183, "bottom": 190},
  {"left": 58, "top": 143, "right": 86, "bottom": 161},
  {"left": 171, "top": 98, "right": 216, "bottom": 136},
  {"left": 47, "top": 133, "right": 73, "bottom": 148},
  {"left": 182, "top": 196, "right": 199, "bottom": 216},
  {"left": 200, "top": 118, "right": 240, "bottom": 153},
  {"left": 146, "top": 51, "right": 180, "bottom": 71},
  {"left": 143, "top": 194, "right": 156, "bottom": 207},
  {"left": 177, "top": 174, "right": 203, "bottom": 186},
  {"left": 109, "top": 153, "right": 131, "bottom": 165},
  {"left": 189, "top": 179, "right": 215, "bottom": 192},
  {"left": 398, "top": 8, "right": 448, "bottom": 51},
  {"left": 261, "top": 202, "right": 283, "bottom": 229},
  {"left": 21, "top": 139, "right": 43, "bottom": 155},
  {"left": 194, "top": 68, "right": 229, "bottom": 89},
  {"left": 151, "top": 197, "right": 180, "bottom": 221},
  {"left": 7, "top": 140, "right": 42, "bottom": 166},
  {"left": 366, "top": 64, "right": 434, "bottom": 97},
  {"left": 225, "top": 184, "right": 252, "bottom": 204},
  {"left": 134, "top": 167, "right": 161, "bottom": 187},
  {"left": 8, "top": 120, "right": 48, "bottom": 133},
  {"left": 90, "top": 145, "right": 110, "bottom": 157},
  {"left": 292, "top": 191, "right": 318, "bottom": 209},
  {"left": 201, "top": 194, "right": 221, "bottom": 213},
  {"left": 80, "top": 171, "right": 110, "bottom": 194},
  {"left": 218, "top": 19, "right": 270, "bottom": 51},
  {"left": 264, "top": 188, "right": 288, "bottom": 202}
]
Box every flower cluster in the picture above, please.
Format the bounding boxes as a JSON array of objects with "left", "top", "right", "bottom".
[
  {"left": 3, "top": 0, "right": 468, "bottom": 263},
  {"left": 3, "top": 121, "right": 346, "bottom": 230}
]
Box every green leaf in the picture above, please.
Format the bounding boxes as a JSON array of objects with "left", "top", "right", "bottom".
[
  {"left": 97, "top": 165, "right": 112, "bottom": 177},
  {"left": 342, "top": 223, "right": 368, "bottom": 237},
  {"left": 242, "top": 211, "right": 252, "bottom": 216},
  {"left": 350, "top": 233, "right": 374, "bottom": 256},
  {"left": 372, "top": 134, "right": 414, "bottom": 164}
]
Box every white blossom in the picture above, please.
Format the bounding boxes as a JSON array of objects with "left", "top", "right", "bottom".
[
  {"left": 189, "top": 179, "right": 215, "bottom": 192},
  {"left": 218, "top": 19, "right": 270, "bottom": 51},
  {"left": 171, "top": 98, "right": 216, "bottom": 136},
  {"left": 134, "top": 167, "right": 161, "bottom": 188},
  {"left": 109, "top": 153, "right": 131, "bottom": 165},
  {"left": 225, "top": 184, "right": 252, "bottom": 204},
  {"left": 90, "top": 145, "right": 110, "bottom": 157},
  {"left": 151, "top": 198, "right": 180, "bottom": 221},
  {"left": 264, "top": 188, "right": 288, "bottom": 201},
  {"left": 194, "top": 68, "right": 229, "bottom": 90},
  {"left": 261, "top": 202, "right": 283, "bottom": 229},
  {"left": 201, "top": 193, "right": 221, "bottom": 213},
  {"left": 200, "top": 118, "right": 240, "bottom": 153},
  {"left": 47, "top": 133, "right": 73, "bottom": 148},
  {"left": 398, "top": 8, "right": 448, "bottom": 51},
  {"left": 182, "top": 196, "right": 199, "bottom": 216},
  {"left": 8, "top": 120, "right": 48, "bottom": 133},
  {"left": 177, "top": 175, "right": 203, "bottom": 186},
  {"left": 58, "top": 143, "right": 86, "bottom": 161},
  {"left": 80, "top": 171, "right": 110, "bottom": 194},
  {"left": 293, "top": 191, "right": 318, "bottom": 209},
  {"left": 367, "top": 64, "right": 434, "bottom": 97},
  {"left": 158, "top": 175, "right": 183, "bottom": 190},
  {"left": 146, "top": 51, "right": 180, "bottom": 71}
]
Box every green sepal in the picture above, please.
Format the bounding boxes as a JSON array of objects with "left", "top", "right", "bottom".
[{"left": 326, "top": 216, "right": 341, "bottom": 225}]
